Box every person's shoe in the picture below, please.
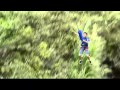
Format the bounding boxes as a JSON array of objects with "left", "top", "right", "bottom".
[
  {"left": 89, "top": 61, "right": 92, "bottom": 64},
  {"left": 79, "top": 60, "right": 82, "bottom": 64}
]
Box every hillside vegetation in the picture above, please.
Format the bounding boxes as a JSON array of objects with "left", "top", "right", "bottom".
[{"left": 0, "top": 11, "right": 119, "bottom": 79}]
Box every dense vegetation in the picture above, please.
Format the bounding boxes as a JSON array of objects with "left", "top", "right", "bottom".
[{"left": 0, "top": 11, "right": 119, "bottom": 78}]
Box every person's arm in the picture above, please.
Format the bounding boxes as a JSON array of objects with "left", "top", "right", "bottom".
[
  {"left": 83, "top": 38, "right": 90, "bottom": 43},
  {"left": 83, "top": 40, "right": 88, "bottom": 43}
]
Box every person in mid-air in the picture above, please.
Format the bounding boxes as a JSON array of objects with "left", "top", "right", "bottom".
[{"left": 72, "top": 30, "right": 92, "bottom": 64}]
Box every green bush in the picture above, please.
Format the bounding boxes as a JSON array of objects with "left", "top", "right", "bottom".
[{"left": 0, "top": 11, "right": 119, "bottom": 79}]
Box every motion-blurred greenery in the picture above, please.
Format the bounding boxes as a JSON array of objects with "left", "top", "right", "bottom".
[{"left": 0, "top": 11, "right": 119, "bottom": 79}]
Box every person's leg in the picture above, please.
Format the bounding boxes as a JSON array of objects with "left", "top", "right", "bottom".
[
  {"left": 85, "top": 47, "right": 92, "bottom": 64},
  {"left": 79, "top": 55, "right": 82, "bottom": 64},
  {"left": 79, "top": 47, "right": 84, "bottom": 64},
  {"left": 87, "top": 55, "right": 91, "bottom": 63}
]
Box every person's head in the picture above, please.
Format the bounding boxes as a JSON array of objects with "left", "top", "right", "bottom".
[{"left": 83, "top": 32, "right": 87, "bottom": 37}]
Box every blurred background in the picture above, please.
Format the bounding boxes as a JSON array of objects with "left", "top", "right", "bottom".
[{"left": 0, "top": 11, "right": 120, "bottom": 79}]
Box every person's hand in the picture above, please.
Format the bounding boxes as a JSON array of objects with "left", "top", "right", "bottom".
[{"left": 71, "top": 31, "right": 76, "bottom": 37}]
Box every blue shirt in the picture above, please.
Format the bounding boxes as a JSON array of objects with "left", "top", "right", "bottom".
[
  {"left": 78, "top": 30, "right": 90, "bottom": 47},
  {"left": 81, "top": 37, "right": 90, "bottom": 47}
]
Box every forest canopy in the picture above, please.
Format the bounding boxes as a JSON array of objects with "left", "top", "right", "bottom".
[{"left": 0, "top": 11, "right": 120, "bottom": 79}]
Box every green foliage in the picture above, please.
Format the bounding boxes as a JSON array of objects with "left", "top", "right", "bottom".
[{"left": 0, "top": 11, "right": 119, "bottom": 78}]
